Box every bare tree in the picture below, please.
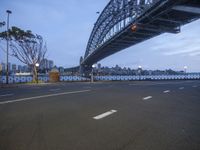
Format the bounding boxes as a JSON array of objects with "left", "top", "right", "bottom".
[{"left": 0, "top": 26, "right": 47, "bottom": 82}]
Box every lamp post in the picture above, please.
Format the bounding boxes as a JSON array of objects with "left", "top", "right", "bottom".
[
  {"left": 138, "top": 66, "right": 142, "bottom": 81},
  {"left": 184, "top": 66, "right": 188, "bottom": 80},
  {"left": 91, "top": 64, "right": 96, "bottom": 83},
  {"left": 35, "top": 63, "right": 40, "bottom": 83},
  {"left": 6, "top": 10, "right": 12, "bottom": 84}
]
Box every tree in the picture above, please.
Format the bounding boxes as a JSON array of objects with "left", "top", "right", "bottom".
[{"left": 0, "top": 26, "right": 47, "bottom": 82}]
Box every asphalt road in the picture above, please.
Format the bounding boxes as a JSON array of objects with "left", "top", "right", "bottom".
[{"left": 0, "top": 80, "right": 200, "bottom": 150}]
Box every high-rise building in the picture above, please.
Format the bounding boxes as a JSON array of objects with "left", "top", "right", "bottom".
[
  {"left": 40, "top": 59, "right": 54, "bottom": 70},
  {"left": 18, "top": 65, "right": 23, "bottom": 72},
  {"left": 21, "top": 65, "right": 29, "bottom": 72},
  {"left": 97, "top": 63, "right": 101, "bottom": 70},
  {"left": 12, "top": 64, "right": 17, "bottom": 73},
  {"left": 1, "top": 62, "right": 6, "bottom": 71},
  {"left": 48, "top": 60, "right": 54, "bottom": 69}
]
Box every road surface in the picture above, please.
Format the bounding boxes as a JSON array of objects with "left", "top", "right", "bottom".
[{"left": 0, "top": 80, "right": 200, "bottom": 150}]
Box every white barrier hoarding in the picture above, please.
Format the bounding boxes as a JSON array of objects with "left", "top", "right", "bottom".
[{"left": 0, "top": 74, "right": 199, "bottom": 83}]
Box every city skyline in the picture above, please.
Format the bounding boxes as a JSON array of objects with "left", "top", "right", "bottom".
[{"left": 0, "top": 0, "right": 200, "bottom": 72}]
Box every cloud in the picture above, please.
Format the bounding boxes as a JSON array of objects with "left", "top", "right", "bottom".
[
  {"left": 189, "top": 51, "right": 200, "bottom": 56},
  {"left": 163, "top": 48, "right": 200, "bottom": 56}
]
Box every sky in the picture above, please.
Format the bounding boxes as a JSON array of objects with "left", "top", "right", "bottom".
[{"left": 0, "top": 0, "right": 200, "bottom": 72}]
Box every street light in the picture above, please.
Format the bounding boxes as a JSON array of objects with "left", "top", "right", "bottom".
[
  {"left": 184, "top": 66, "right": 188, "bottom": 80},
  {"left": 131, "top": 24, "right": 137, "bottom": 32},
  {"left": 184, "top": 66, "right": 188, "bottom": 73},
  {"left": 138, "top": 66, "right": 142, "bottom": 80},
  {"left": 91, "top": 64, "right": 96, "bottom": 83},
  {"left": 35, "top": 63, "right": 40, "bottom": 83},
  {"left": 6, "top": 10, "right": 12, "bottom": 84}
]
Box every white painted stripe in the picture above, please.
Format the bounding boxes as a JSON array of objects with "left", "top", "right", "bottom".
[
  {"left": 179, "top": 87, "right": 184, "bottom": 90},
  {"left": 93, "top": 110, "right": 117, "bottom": 120},
  {"left": 143, "top": 96, "right": 152, "bottom": 100},
  {"left": 49, "top": 88, "right": 60, "bottom": 91},
  {"left": 192, "top": 85, "right": 197, "bottom": 88},
  {"left": 0, "top": 90, "right": 91, "bottom": 105},
  {"left": 163, "top": 90, "right": 170, "bottom": 93},
  {"left": 0, "top": 94, "right": 14, "bottom": 97}
]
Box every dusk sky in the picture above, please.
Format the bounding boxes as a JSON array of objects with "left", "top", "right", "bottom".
[{"left": 1, "top": 0, "right": 200, "bottom": 72}]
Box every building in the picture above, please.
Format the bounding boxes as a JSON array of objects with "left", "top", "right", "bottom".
[
  {"left": 48, "top": 60, "right": 54, "bottom": 69},
  {"left": 18, "top": 65, "right": 23, "bottom": 72},
  {"left": 58, "top": 67, "right": 65, "bottom": 73},
  {"left": 40, "top": 59, "right": 54, "bottom": 70},
  {"left": 97, "top": 63, "right": 101, "bottom": 69},
  {"left": 0, "top": 62, "right": 11, "bottom": 72},
  {"left": 1, "top": 62, "right": 6, "bottom": 71},
  {"left": 12, "top": 64, "right": 17, "bottom": 73}
]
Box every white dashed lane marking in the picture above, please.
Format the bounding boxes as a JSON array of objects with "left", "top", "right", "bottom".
[
  {"left": 163, "top": 90, "right": 170, "bottom": 93},
  {"left": 93, "top": 110, "right": 117, "bottom": 120},
  {"left": 0, "top": 94, "right": 14, "bottom": 97},
  {"left": 179, "top": 87, "right": 185, "bottom": 90},
  {"left": 192, "top": 85, "right": 198, "bottom": 88},
  {"left": 143, "top": 96, "right": 153, "bottom": 100}
]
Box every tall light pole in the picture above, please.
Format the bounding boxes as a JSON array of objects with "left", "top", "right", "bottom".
[
  {"left": 6, "top": 10, "right": 12, "bottom": 84},
  {"left": 138, "top": 66, "right": 142, "bottom": 80},
  {"left": 35, "top": 63, "right": 40, "bottom": 83},
  {"left": 184, "top": 66, "right": 188, "bottom": 74},
  {"left": 91, "top": 64, "right": 96, "bottom": 83},
  {"left": 0, "top": 21, "right": 5, "bottom": 84},
  {"left": 184, "top": 66, "right": 188, "bottom": 80}
]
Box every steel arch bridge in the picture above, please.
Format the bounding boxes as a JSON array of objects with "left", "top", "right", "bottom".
[{"left": 80, "top": 0, "right": 200, "bottom": 75}]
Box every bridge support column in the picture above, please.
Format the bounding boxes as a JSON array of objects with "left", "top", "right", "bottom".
[{"left": 79, "top": 64, "right": 92, "bottom": 77}]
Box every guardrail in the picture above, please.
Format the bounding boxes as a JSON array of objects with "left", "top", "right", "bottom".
[{"left": 0, "top": 74, "right": 199, "bottom": 84}]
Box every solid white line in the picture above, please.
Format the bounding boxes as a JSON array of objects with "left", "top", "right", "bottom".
[
  {"left": 163, "top": 90, "right": 170, "bottom": 93},
  {"left": 179, "top": 87, "right": 184, "bottom": 90},
  {"left": 143, "top": 96, "right": 152, "bottom": 100},
  {"left": 0, "top": 90, "right": 91, "bottom": 105},
  {"left": 0, "top": 94, "right": 14, "bottom": 97},
  {"left": 93, "top": 110, "right": 117, "bottom": 120}
]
